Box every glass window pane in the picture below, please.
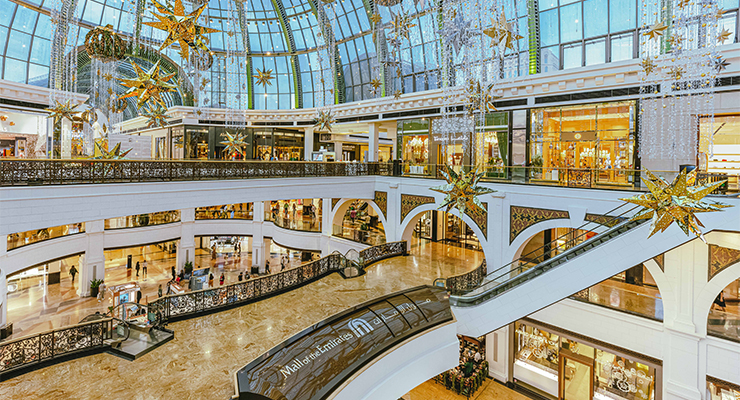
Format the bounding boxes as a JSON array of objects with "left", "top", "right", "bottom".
[
  {"left": 539, "top": 0, "right": 558, "bottom": 11},
  {"left": 542, "top": 45, "right": 560, "bottom": 72},
  {"left": 6, "top": 30, "right": 31, "bottom": 60},
  {"left": 584, "top": 0, "right": 608, "bottom": 38},
  {"left": 610, "top": 34, "right": 633, "bottom": 61},
  {"left": 720, "top": 0, "right": 739, "bottom": 9},
  {"left": 30, "top": 37, "right": 49, "bottom": 65},
  {"left": 4, "top": 58, "right": 26, "bottom": 82},
  {"left": 82, "top": 0, "right": 103, "bottom": 24},
  {"left": 540, "top": 9, "right": 559, "bottom": 47},
  {"left": 609, "top": 0, "right": 636, "bottom": 32},
  {"left": 28, "top": 63, "right": 47, "bottom": 86},
  {"left": 585, "top": 38, "right": 606, "bottom": 65},
  {"left": 12, "top": 5, "right": 37, "bottom": 31},
  {"left": 560, "top": 4, "right": 583, "bottom": 42},
  {"left": 563, "top": 43, "right": 582, "bottom": 69},
  {"left": 0, "top": 1, "right": 15, "bottom": 27}
]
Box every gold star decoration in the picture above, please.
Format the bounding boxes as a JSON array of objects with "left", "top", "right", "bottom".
[
  {"left": 370, "top": 13, "right": 381, "bottom": 26},
  {"left": 667, "top": 34, "right": 684, "bottom": 49},
  {"left": 393, "top": 90, "right": 402, "bottom": 100},
  {"left": 370, "top": 77, "right": 382, "bottom": 94},
  {"left": 254, "top": 68, "right": 274, "bottom": 88},
  {"left": 714, "top": 55, "right": 730, "bottom": 72},
  {"left": 118, "top": 60, "right": 177, "bottom": 108},
  {"left": 483, "top": 12, "right": 523, "bottom": 52},
  {"left": 619, "top": 169, "right": 731, "bottom": 242},
  {"left": 45, "top": 100, "right": 81, "bottom": 123},
  {"left": 465, "top": 78, "right": 499, "bottom": 116},
  {"left": 715, "top": 8, "right": 725, "bottom": 19},
  {"left": 676, "top": 0, "right": 690, "bottom": 8},
  {"left": 640, "top": 58, "right": 657, "bottom": 75},
  {"left": 141, "top": 103, "right": 170, "bottom": 128},
  {"left": 643, "top": 20, "right": 668, "bottom": 40},
  {"left": 718, "top": 28, "right": 732, "bottom": 44},
  {"left": 313, "top": 110, "right": 335, "bottom": 132},
  {"left": 667, "top": 66, "right": 684, "bottom": 80},
  {"left": 431, "top": 166, "right": 495, "bottom": 215},
  {"left": 219, "top": 131, "right": 248, "bottom": 159},
  {"left": 143, "top": 0, "right": 220, "bottom": 62},
  {"left": 389, "top": 10, "right": 416, "bottom": 43},
  {"left": 91, "top": 141, "right": 133, "bottom": 160},
  {"left": 103, "top": 73, "right": 114, "bottom": 82}
]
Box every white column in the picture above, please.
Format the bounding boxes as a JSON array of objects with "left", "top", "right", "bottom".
[
  {"left": 332, "top": 139, "right": 343, "bottom": 161},
  {"left": 304, "top": 127, "right": 314, "bottom": 161},
  {"left": 387, "top": 123, "right": 398, "bottom": 160},
  {"left": 661, "top": 240, "right": 707, "bottom": 400},
  {"left": 80, "top": 220, "right": 105, "bottom": 297},
  {"left": 61, "top": 118, "right": 72, "bottom": 159},
  {"left": 176, "top": 208, "right": 195, "bottom": 272},
  {"left": 321, "top": 198, "right": 333, "bottom": 256},
  {"left": 385, "top": 183, "right": 400, "bottom": 242},
  {"left": 252, "top": 202, "right": 266, "bottom": 272},
  {"left": 368, "top": 122, "right": 380, "bottom": 162},
  {"left": 0, "top": 235, "right": 7, "bottom": 327}
]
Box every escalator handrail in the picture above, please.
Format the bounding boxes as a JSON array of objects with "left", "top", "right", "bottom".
[
  {"left": 452, "top": 217, "right": 648, "bottom": 306},
  {"left": 108, "top": 316, "right": 131, "bottom": 342}
]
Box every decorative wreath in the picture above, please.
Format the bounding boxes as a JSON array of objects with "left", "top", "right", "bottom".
[{"left": 85, "top": 25, "right": 126, "bottom": 62}]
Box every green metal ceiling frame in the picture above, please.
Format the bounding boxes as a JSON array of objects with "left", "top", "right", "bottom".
[
  {"left": 269, "top": 0, "right": 303, "bottom": 108},
  {"left": 306, "top": 0, "right": 343, "bottom": 105}
]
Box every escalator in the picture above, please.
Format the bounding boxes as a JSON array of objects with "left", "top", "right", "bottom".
[
  {"left": 449, "top": 201, "right": 715, "bottom": 338},
  {"left": 104, "top": 302, "right": 174, "bottom": 360}
]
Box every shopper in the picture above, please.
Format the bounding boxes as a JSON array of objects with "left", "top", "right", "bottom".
[
  {"left": 171, "top": 266, "right": 176, "bottom": 280},
  {"left": 280, "top": 256, "right": 287, "bottom": 271},
  {"left": 158, "top": 284, "right": 163, "bottom": 298},
  {"left": 292, "top": 203, "right": 297, "bottom": 219},
  {"left": 97, "top": 281, "right": 106, "bottom": 303},
  {"left": 265, "top": 259, "right": 271, "bottom": 274},
  {"left": 136, "top": 290, "right": 142, "bottom": 304},
  {"left": 714, "top": 291, "right": 727, "bottom": 312},
  {"left": 142, "top": 260, "right": 148, "bottom": 277},
  {"left": 209, "top": 273, "right": 214, "bottom": 287},
  {"left": 219, "top": 273, "right": 225, "bottom": 286},
  {"left": 135, "top": 261, "right": 140, "bottom": 277},
  {"left": 238, "top": 272, "right": 243, "bottom": 282},
  {"left": 69, "top": 265, "right": 78, "bottom": 284}
]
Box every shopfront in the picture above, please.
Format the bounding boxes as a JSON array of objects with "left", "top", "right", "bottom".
[
  {"left": 413, "top": 210, "right": 481, "bottom": 251},
  {"left": 530, "top": 102, "right": 636, "bottom": 187},
  {"left": 513, "top": 320, "right": 660, "bottom": 400},
  {"left": 172, "top": 125, "right": 304, "bottom": 160},
  {"left": 398, "top": 118, "right": 430, "bottom": 174},
  {"left": 0, "top": 109, "right": 49, "bottom": 158},
  {"left": 700, "top": 114, "right": 740, "bottom": 191},
  {"left": 476, "top": 112, "right": 510, "bottom": 177}
]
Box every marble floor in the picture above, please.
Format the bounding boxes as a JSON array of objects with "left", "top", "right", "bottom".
[
  {"left": 403, "top": 378, "right": 530, "bottom": 400},
  {"left": 0, "top": 242, "right": 483, "bottom": 399}
]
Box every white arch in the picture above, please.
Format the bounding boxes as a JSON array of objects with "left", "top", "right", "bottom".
[
  {"left": 695, "top": 260, "right": 740, "bottom": 336},
  {"left": 505, "top": 217, "right": 609, "bottom": 264},
  {"left": 330, "top": 198, "right": 389, "bottom": 234}
]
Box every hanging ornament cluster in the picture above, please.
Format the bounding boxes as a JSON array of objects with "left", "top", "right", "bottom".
[
  {"left": 437, "top": 14, "right": 481, "bottom": 55},
  {"left": 431, "top": 166, "right": 495, "bottom": 215},
  {"left": 465, "top": 78, "right": 499, "bottom": 117},
  {"left": 254, "top": 68, "right": 275, "bottom": 89},
  {"left": 45, "top": 100, "right": 82, "bottom": 123},
  {"left": 619, "top": 169, "right": 731, "bottom": 242},
  {"left": 220, "top": 131, "right": 249, "bottom": 159},
  {"left": 483, "top": 12, "right": 523, "bottom": 53},
  {"left": 141, "top": 103, "right": 170, "bottom": 128},
  {"left": 90, "top": 141, "right": 133, "bottom": 160},
  {"left": 313, "top": 110, "right": 335, "bottom": 133},
  {"left": 143, "top": 0, "right": 220, "bottom": 69},
  {"left": 84, "top": 25, "right": 127, "bottom": 61}
]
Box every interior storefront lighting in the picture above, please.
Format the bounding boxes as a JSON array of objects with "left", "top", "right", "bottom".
[{"left": 514, "top": 360, "right": 558, "bottom": 381}]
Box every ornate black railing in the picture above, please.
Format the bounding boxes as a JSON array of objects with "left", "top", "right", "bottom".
[
  {"left": 148, "top": 241, "right": 407, "bottom": 325},
  {"left": 445, "top": 259, "right": 487, "bottom": 295},
  {"left": 0, "top": 318, "right": 113, "bottom": 377},
  {"left": 0, "top": 160, "right": 392, "bottom": 186}
]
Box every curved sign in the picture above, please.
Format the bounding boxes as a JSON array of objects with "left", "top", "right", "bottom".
[{"left": 234, "top": 286, "right": 452, "bottom": 400}]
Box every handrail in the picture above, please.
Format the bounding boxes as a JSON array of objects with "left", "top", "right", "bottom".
[
  {"left": 0, "top": 318, "right": 113, "bottom": 375},
  {"left": 445, "top": 259, "right": 487, "bottom": 295}
]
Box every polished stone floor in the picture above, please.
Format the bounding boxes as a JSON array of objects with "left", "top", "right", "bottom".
[
  {"left": 0, "top": 242, "right": 483, "bottom": 399},
  {"left": 403, "top": 378, "right": 529, "bottom": 400}
]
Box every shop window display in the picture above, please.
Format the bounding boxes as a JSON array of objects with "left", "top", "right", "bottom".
[
  {"left": 333, "top": 200, "right": 386, "bottom": 246},
  {"left": 708, "top": 378, "right": 740, "bottom": 400},
  {"left": 266, "top": 199, "right": 322, "bottom": 232},
  {"left": 0, "top": 110, "right": 48, "bottom": 158},
  {"left": 530, "top": 102, "right": 635, "bottom": 186},
  {"left": 6, "top": 223, "right": 85, "bottom": 250},
  {"left": 699, "top": 115, "right": 740, "bottom": 192},
  {"left": 707, "top": 277, "right": 740, "bottom": 342},
  {"left": 105, "top": 210, "right": 181, "bottom": 229},
  {"left": 195, "top": 203, "right": 253, "bottom": 220},
  {"left": 398, "top": 119, "right": 430, "bottom": 174}
]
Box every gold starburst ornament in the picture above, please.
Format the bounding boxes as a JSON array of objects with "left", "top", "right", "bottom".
[
  {"left": 313, "top": 110, "right": 335, "bottom": 132},
  {"left": 118, "top": 60, "right": 177, "bottom": 108},
  {"left": 141, "top": 103, "right": 170, "bottom": 128},
  {"left": 619, "top": 169, "right": 731, "bottom": 242},
  {"left": 431, "top": 166, "right": 495, "bottom": 215},
  {"left": 45, "top": 100, "right": 81, "bottom": 123},
  {"left": 91, "top": 141, "right": 133, "bottom": 160},
  {"left": 254, "top": 68, "right": 274, "bottom": 88},
  {"left": 465, "top": 79, "right": 499, "bottom": 116},
  {"left": 640, "top": 58, "right": 657, "bottom": 76},
  {"left": 143, "top": 0, "right": 220, "bottom": 62},
  {"left": 219, "top": 131, "right": 248, "bottom": 159},
  {"left": 483, "top": 12, "right": 523, "bottom": 52},
  {"left": 643, "top": 20, "right": 668, "bottom": 40}
]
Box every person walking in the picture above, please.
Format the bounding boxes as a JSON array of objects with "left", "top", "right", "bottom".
[
  {"left": 142, "top": 260, "right": 148, "bottom": 277},
  {"left": 171, "top": 266, "right": 176, "bottom": 280},
  {"left": 238, "top": 272, "right": 243, "bottom": 282},
  {"left": 219, "top": 273, "right": 225, "bottom": 286},
  {"left": 69, "top": 265, "right": 78, "bottom": 284},
  {"left": 280, "top": 255, "right": 287, "bottom": 271},
  {"left": 136, "top": 290, "right": 142, "bottom": 304},
  {"left": 135, "top": 261, "right": 140, "bottom": 277},
  {"left": 158, "top": 284, "right": 163, "bottom": 298},
  {"left": 209, "top": 273, "right": 214, "bottom": 287},
  {"left": 97, "top": 281, "right": 106, "bottom": 303},
  {"left": 265, "top": 259, "right": 271, "bottom": 274}
]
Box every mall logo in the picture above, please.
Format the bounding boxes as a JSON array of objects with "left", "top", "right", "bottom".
[{"left": 348, "top": 318, "right": 374, "bottom": 338}]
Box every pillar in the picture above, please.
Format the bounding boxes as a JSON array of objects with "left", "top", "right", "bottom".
[
  {"left": 304, "top": 127, "right": 314, "bottom": 161},
  {"left": 61, "top": 118, "right": 72, "bottom": 159},
  {"left": 368, "top": 122, "right": 380, "bottom": 162},
  {"left": 176, "top": 208, "right": 195, "bottom": 272},
  {"left": 0, "top": 235, "right": 7, "bottom": 327},
  {"left": 80, "top": 219, "right": 105, "bottom": 297},
  {"left": 387, "top": 123, "right": 398, "bottom": 160},
  {"left": 320, "top": 198, "right": 333, "bottom": 256},
  {"left": 252, "top": 202, "right": 266, "bottom": 272},
  {"left": 332, "top": 139, "right": 343, "bottom": 161},
  {"left": 661, "top": 240, "right": 707, "bottom": 400}
]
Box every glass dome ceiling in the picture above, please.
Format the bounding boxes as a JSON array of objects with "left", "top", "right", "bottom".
[{"left": 0, "top": 0, "right": 737, "bottom": 115}]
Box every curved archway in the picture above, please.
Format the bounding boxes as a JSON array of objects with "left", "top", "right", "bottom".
[
  {"left": 331, "top": 199, "right": 387, "bottom": 246},
  {"left": 505, "top": 218, "right": 609, "bottom": 264},
  {"left": 697, "top": 260, "right": 740, "bottom": 339}
]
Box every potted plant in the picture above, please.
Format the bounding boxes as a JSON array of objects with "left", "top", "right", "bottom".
[
  {"left": 90, "top": 278, "right": 104, "bottom": 298},
  {"left": 183, "top": 261, "right": 193, "bottom": 279}
]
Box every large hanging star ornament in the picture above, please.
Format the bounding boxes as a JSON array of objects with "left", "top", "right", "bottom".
[
  {"left": 619, "top": 169, "right": 731, "bottom": 242},
  {"left": 437, "top": 14, "right": 481, "bottom": 54},
  {"left": 465, "top": 79, "right": 499, "bottom": 116},
  {"left": 643, "top": 20, "right": 668, "bottom": 40},
  {"left": 431, "top": 166, "right": 495, "bottom": 215},
  {"left": 717, "top": 28, "right": 732, "bottom": 44},
  {"left": 313, "top": 110, "right": 335, "bottom": 132},
  {"left": 91, "top": 141, "right": 132, "bottom": 160},
  {"left": 483, "top": 12, "right": 523, "bottom": 52},
  {"left": 714, "top": 55, "right": 730, "bottom": 72},
  {"left": 141, "top": 103, "right": 170, "bottom": 128},
  {"left": 45, "top": 100, "right": 81, "bottom": 123},
  {"left": 640, "top": 58, "right": 657, "bottom": 76},
  {"left": 370, "top": 77, "right": 382, "bottom": 94},
  {"left": 220, "top": 131, "right": 248, "bottom": 159},
  {"left": 389, "top": 10, "right": 416, "bottom": 43},
  {"left": 118, "top": 60, "right": 177, "bottom": 108},
  {"left": 254, "top": 68, "right": 274, "bottom": 88},
  {"left": 143, "top": 0, "right": 220, "bottom": 62}
]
